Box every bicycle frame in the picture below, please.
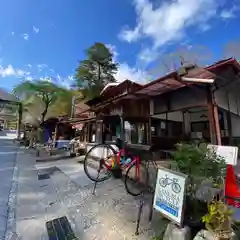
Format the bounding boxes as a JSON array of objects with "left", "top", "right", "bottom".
[{"left": 102, "top": 148, "right": 141, "bottom": 177}]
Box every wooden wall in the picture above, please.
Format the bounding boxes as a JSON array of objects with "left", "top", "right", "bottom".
[
  {"left": 152, "top": 86, "right": 208, "bottom": 115},
  {"left": 122, "top": 99, "right": 150, "bottom": 118}
]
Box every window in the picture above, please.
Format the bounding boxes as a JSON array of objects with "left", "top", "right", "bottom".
[
  {"left": 124, "top": 121, "right": 148, "bottom": 144},
  {"left": 102, "top": 116, "right": 121, "bottom": 142},
  {"left": 88, "top": 123, "right": 96, "bottom": 143},
  {"left": 151, "top": 119, "right": 167, "bottom": 137}
]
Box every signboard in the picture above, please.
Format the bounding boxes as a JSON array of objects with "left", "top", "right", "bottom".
[
  {"left": 208, "top": 144, "right": 238, "bottom": 166},
  {"left": 153, "top": 167, "right": 188, "bottom": 226}
]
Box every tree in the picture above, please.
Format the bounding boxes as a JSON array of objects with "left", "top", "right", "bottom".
[
  {"left": 47, "top": 89, "right": 83, "bottom": 118},
  {"left": 223, "top": 41, "right": 240, "bottom": 59},
  {"left": 74, "top": 42, "right": 118, "bottom": 99},
  {"left": 13, "top": 80, "right": 69, "bottom": 123},
  {"left": 149, "top": 45, "right": 213, "bottom": 77}
]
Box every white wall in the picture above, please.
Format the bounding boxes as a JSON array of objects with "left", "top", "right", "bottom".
[
  {"left": 231, "top": 113, "right": 240, "bottom": 137},
  {"left": 170, "top": 87, "right": 207, "bottom": 111},
  {"left": 214, "top": 81, "right": 240, "bottom": 116},
  {"left": 153, "top": 111, "right": 183, "bottom": 122},
  {"left": 152, "top": 87, "right": 207, "bottom": 114},
  {"left": 152, "top": 109, "right": 208, "bottom": 123}
]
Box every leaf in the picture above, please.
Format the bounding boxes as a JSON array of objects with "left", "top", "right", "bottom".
[
  {"left": 74, "top": 42, "right": 118, "bottom": 99},
  {"left": 13, "top": 80, "right": 80, "bottom": 123}
]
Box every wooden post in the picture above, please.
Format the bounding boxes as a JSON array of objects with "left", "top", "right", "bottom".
[
  {"left": 226, "top": 111, "right": 233, "bottom": 145},
  {"left": 120, "top": 116, "right": 124, "bottom": 142},
  {"left": 213, "top": 105, "right": 222, "bottom": 145},
  {"left": 87, "top": 123, "right": 90, "bottom": 142},
  {"left": 148, "top": 117, "right": 152, "bottom": 145},
  {"left": 96, "top": 120, "right": 103, "bottom": 143},
  {"left": 207, "top": 88, "right": 217, "bottom": 144},
  {"left": 208, "top": 87, "right": 222, "bottom": 145},
  {"left": 17, "top": 103, "right": 22, "bottom": 139},
  {"left": 226, "top": 91, "right": 233, "bottom": 145}
]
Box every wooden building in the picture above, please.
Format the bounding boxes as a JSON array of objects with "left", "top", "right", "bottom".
[{"left": 77, "top": 58, "right": 240, "bottom": 155}]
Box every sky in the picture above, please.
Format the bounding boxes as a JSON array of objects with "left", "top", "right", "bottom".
[{"left": 0, "top": 0, "right": 240, "bottom": 92}]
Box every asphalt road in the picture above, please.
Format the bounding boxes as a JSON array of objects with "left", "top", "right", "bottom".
[{"left": 0, "top": 139, "right": 18, "bottom": 239}]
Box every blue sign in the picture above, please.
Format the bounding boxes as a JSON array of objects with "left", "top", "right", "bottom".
[{"left": 155, "top": 201, "right": 178, "bottom": 217}]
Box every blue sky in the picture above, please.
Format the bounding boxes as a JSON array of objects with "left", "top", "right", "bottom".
[{"left": 0, "top": 0, "right": 240, "bottom": 92}]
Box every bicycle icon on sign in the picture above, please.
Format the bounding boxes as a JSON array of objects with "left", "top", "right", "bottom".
[{"left": 159, "top": 175, "right": 181, "bottom": 193}]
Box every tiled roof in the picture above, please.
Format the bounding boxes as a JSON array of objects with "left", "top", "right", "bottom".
[{"left": 0, "top": 88, "right": 17, "bottom": 102}]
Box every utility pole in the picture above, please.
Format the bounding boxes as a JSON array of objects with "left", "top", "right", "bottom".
[
  {"left": 71, "top": 96, "right": 76, "bottom": 119},
  {"left": 71, "top": 95, "right": 85, "bottom": 119}
]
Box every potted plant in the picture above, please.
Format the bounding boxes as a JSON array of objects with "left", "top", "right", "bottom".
[
  {"left": 202, "top": 200, "right": 234, "bottom": 240},
  {"left": 170, "top": 142, "right": 226, "bottom": 237}
]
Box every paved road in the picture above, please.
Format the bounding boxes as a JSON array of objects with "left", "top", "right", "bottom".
[{"left": 0, "top": 139, "right": 18, "bottom": 239}]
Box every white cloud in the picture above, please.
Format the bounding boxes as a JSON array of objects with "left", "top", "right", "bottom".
[
  {"left": 199, "top": 23, "right": 211, "bottom": 32},
  {"left": 220, "top": 3, "right": 240, "bottom": 19},
  {"left": 25, "top": 76, "right": 34, "bottom": 81},
  {"left": 23, "top": 33, "right": 29, "bottom": 40},
  {"left": 61, "top": 76, "right": 73, "bottom": 89},
  {"left": 115, "top": 62, "right": 151, "bottom": 84},
  {"left": 0, "top": 65, "right": 15, "bottom": 77},
  {"left": 220, "top": 9, "right": 236, "bottom": 19},
  {"left": 33, "top": 26, "right": 39, "bottom": 33},
  {"left": 138, "top": 47, "right": 159, "bottom": 64},
  {"left": 25, "top": 64, "right": 32, "bottom": 68},
  {"left": 106, "top": 43, "right": 151, "bottom": 84},
  {"left": 37, "top": 64, "right": 48, "bottom": 71},
  {"left": 119, "top": 0, "right": 222, "bottom": 49},
  {"left": 119, "top": 25, "right": 141, "bottom": 43},
  {"left": 0, "top": 65, "right": 29, "bottom": 78},
  {"left": 106, "top": 44, "right": 119, "bottom": 62},
  {"left": 68, "top": 75, "right": 74, "bottom": 81},
  {"left": 16, "top": 69, "right": 26, "bottom": 77}
]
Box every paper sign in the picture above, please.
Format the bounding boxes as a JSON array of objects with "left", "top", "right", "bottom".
[{"left": 208, "top": 144, "right": 238, "bottom": 166}]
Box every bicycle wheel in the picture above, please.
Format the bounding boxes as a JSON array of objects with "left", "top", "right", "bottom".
[
  {"left": 172, "top": 182, "right": 181, "bottom": 193},
  {"left": 84, "top": 143, "right": 118, "bottom": 182},
  {"left": 159, "top": 178, "right": 168, "bottom": 188},
  {"left": 124, "top": 162, "right": 148, "bottom": 196}
]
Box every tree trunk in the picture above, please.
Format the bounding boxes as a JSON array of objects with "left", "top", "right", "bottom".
[
  {"left": 98, "top": 62, "right": 101, "bottom": 84},
  {"left": 41, "top": 101, "right": 49, "bottom": 123}
]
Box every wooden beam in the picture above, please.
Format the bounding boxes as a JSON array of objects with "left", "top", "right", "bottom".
[
  {"left": 213, "top": 105, "right": 222, "bottom": 145},
  {"left": 207, "top": 88, "right": 217, "bottom": 144}
]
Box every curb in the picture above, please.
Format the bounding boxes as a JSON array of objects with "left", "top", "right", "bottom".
[
  {"left": 4, "top": 148, "right": 20, "bottom": 240},
  {"left": 36, "top": 152, "right": 71, "bottom": 162}
]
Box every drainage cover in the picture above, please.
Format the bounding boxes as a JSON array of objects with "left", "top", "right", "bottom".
[
  {"left": 46, "top": 216, "right": 77, "bottom": 240},
  {"left": 38, "top": 173, "right": 50, "bottom": 180}
]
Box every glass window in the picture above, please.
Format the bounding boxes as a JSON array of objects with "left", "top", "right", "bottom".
[
  {"left": 124, "top": 121, "right": 148, "bottom": 144},
  {"left": 88, "top": 123, "right": 96, "bottom": 143}
]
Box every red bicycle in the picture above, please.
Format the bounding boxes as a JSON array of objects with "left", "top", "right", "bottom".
[{"left": 83, "top": 142, "right": 148, "bottom": 196}]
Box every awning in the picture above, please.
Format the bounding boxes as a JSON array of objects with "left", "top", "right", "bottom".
[
  {"left": 63, "top": 116, "right": 96, "bottom": 124},
  {"left": 134, "top": 67, "right": 215, "bottom": 97}
]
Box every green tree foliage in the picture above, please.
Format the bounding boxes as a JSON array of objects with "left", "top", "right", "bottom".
[
  {"left": 48, "top": 89, "right": 83, "bottom": 118},
  {"left": 13, "top": 80, "right": 70, "bottom": 123},
  {"left": 74, "top": 42, "right": 118, "bottom": 99}
]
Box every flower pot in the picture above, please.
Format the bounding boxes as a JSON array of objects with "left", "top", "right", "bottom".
[
  {"left": 213, "top": 230, "right": 234, "bottom": 240},
  {"left": 184, "top": 196, "right": 208, "bottom": 238},
  {"left": 111, "top": 168, "right": 122, "bottom": 179},
  {"left": 184, "top": 216, "right": 205, "bottom": 239}
]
